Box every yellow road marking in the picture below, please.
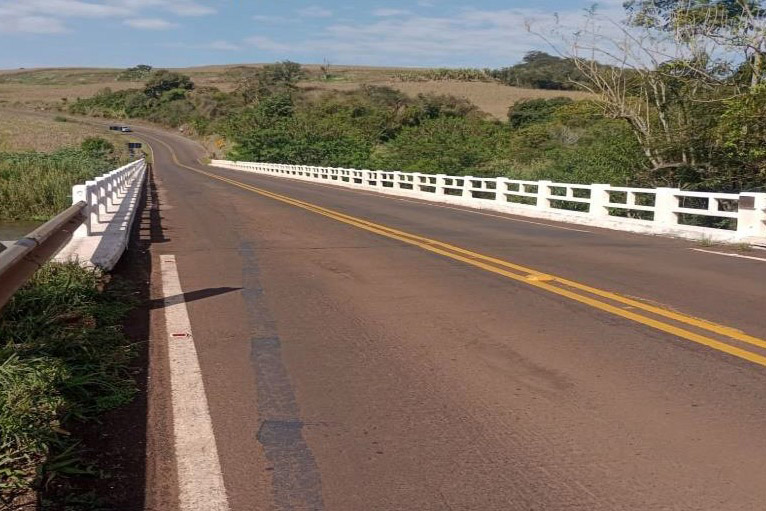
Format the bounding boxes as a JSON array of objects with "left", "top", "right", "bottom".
[{"left": 144, "top": 133, "right": 766, "bottom": 368}]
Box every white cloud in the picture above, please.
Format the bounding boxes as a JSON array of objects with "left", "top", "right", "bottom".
[
  {"left": 245, "top": 5, "right": 626, "bottom": 66},
  {"left": 124, "top": 17, "right": 176, "bottom": 30},
  {"left": 252, "top": 14, "right": 292, "bottom": 23},
  {"left": 244, "top": 35, "right": 292, "bottom": 52},
  {"left": 0, "top": 10, "right": 68, "bottom": 33},
  {"left": 205, "top": 40, "right": 241, "bottom": 51},
  {"left": 372, "top": 8, "right": 410, "bottom": 17},
  {"left": 0, "top": 0, "right": 214, "bottom": 33},
  {"left": 296, "top": 5, "right": 332, "bottom": 18}
]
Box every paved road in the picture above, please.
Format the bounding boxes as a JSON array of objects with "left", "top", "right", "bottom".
[{"left": 135, "top": 125, "right": 766, "bottom": 511}]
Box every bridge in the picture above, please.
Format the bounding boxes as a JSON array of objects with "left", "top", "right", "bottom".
[{"left": 2, "top": 124, "right": 766, "bottom": 509}]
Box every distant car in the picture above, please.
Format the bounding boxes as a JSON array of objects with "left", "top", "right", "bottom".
[
  {"left": 120, "top": 126, "right": 132, "bottom": 133},
  {"left": 109, "top": 125, "right": 121, "bottom": 131}
]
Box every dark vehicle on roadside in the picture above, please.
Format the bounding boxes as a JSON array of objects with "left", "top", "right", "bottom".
[{"left": 109, "top": 125, "right": 121, "bottom": 131}]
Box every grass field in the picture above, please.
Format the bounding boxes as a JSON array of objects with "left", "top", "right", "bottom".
[
  {"left": 0, "top": 65, "right": 590, "bottom": 119},
  {"left": 0, "top": 109, "right": 132, "bottom": 154}
]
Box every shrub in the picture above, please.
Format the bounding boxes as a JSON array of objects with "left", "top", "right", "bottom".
[
  {"left": 508, "top": 97, "right": 574, "bottom": 129},
  {"left": 370, "top": 116, "right": 505, "bottom": 175},
  {"left": 143, "top": 70, "right": 194, "bottom": 99},
  {"left": 80, "top": 137, "right": 114, "bottom": 158}
]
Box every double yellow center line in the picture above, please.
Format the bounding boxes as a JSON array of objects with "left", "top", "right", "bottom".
[{"left": 148, "top": 134, "right": 766, "bottom": 368}]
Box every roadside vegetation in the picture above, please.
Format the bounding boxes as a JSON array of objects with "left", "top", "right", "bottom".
[
  {"left": 67, "top": 2, "right": 766, "bottom": 194},
  {"left": 0, "top": 263, "right": 136, "bottom": 507},
  {"left": 0, "top": 137, "right": 123, "bottom": 221}
]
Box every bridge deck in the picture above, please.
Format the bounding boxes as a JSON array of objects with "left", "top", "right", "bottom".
[{"left": 132, "top": 125, "right": 766, "bottom": 511}]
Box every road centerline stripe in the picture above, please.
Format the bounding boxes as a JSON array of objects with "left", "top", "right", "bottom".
[{"left": 160, "top": 254, "right": 230, "bottom": 511}]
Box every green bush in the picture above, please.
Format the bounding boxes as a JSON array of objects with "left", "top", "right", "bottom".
[
  {"left": 508, "top": 97, "right": 574, "bottom": 129},
  {"left": 370, "top": 116, "right": 505, "bottom": 175},
  {"left": 143, "top": 70, "right": 193, "bottom": 99},
  {"left": 80, "top": 137, "right": 114, "bottom": 158}
]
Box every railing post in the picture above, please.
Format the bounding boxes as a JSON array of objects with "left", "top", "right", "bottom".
[
  {"left": 72, "top": 184, "right": 88, "bottom": 238},
  {"left": 435, "top": 174, "right": 447, "bottom": 195},
  {"left": 737, "top": 192, "right": 766, "bottom": 240},
  {"left": 654, "top": 188, "right": 679, "bottom": 227},
  {"left": 96, "top": 178, "right": 107, "bottom": 217},
  {"left": 495, "top": 177, "right": 507, "bottom": 204},
  {"left": 86, "top": 181, "right": 98, "bottom": 233},
  {"left": 462, "top": 176, "right": 473, "bottom": 199},
  {"left": 536, "top": 180, "right": 552, "bottom": 210},
  {"left": 589, "top": 184, "right": 610, "bottom": 219}
]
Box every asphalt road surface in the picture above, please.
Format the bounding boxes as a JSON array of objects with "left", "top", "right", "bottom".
[{"left": 133, "top": 125, "right": 766, "bottom": 511}]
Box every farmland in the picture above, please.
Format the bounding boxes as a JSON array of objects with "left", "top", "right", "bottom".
[{"left": 0, "top": 64, "right": 588, "bottom": 119}]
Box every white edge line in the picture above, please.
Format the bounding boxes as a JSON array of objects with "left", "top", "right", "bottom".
[
  {"left": 160, "top": 254, "right": 230, "bottom": 511},
  {"left": 690, "top": 248, "right": 766, "bottom": 262}
]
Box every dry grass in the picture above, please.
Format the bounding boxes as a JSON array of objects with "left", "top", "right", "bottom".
[
  {"left": 301, "top": 80, "right": 591, "bottom": 119},
  {"left": 0, "top": 109, "right": 132, "bottom": 156},
  {"left": 0, "top": 68, "right": 138, "bottom": 106},
  {"left": 0, "top": 64, "right": 593, "bottom": 119}
]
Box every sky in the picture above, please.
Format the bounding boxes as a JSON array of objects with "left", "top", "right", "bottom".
[{"left": 0, "top": 0, "right": 626, "bottom": 69}]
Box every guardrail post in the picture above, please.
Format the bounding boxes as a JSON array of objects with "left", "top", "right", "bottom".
[
  {"left": 495, "top": 177, "right": 507, "bottom": 203},
  {"left": 589, "top": 184, "right": 610, "bottom": 219},
  {"left": 86, "top": 181, "right": 98, "bottom": 233},
  {"left": 72, "top": 185, "right": 89, "bottom": 238},
  {"left": 737, "top": 192, "right": 766, "bottom": 239},
  {"left": 96, "top": 178, "right": 107, "bottom": 217},
  {"left": 654, "top": 188, "right": 679, "bottom": 227},
  {"left": 435, "top": 174, "right": 446, "bottom": 195},
  {"left": 462, "top": 176, "right": 473, "bottom": 199},
  {"left": 536, "top": 180, "right": 552, "bottom": 210},
  {"left": 106, "top": 174, "right": 115, "bottom": 207}
]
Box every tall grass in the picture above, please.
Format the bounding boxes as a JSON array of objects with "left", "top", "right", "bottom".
[
  {"left": 0, "top": 263, "right": 136, "bottom": 501},
  {"left": 0, "top": 148, "right": 116, "bottom": 221}
]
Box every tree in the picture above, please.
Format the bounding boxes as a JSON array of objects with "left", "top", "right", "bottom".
[
  {"left": 259, "top": 61, "right": 304, "bottom": 87},
  {"left": 624, "top": 0, "right": 766, "bottom": 87},
  {"left": 144, "top": 70, "right": 194, "bottom": 99},
  {"left": 490, "top": 52, "right": 587, "bottom": 89},
  {"left": 538, "top": 2, "right": 766, "bottom": 188},
  {"left": 233, "top": 62, "right": 304, "bottom": 104},
  {"left": 118, "top": 64, "right": 153, "bottom": 81}
]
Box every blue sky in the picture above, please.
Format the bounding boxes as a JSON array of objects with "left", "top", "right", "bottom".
[{"left": 0, "top": 0, "right": 624, "bottom": 69}]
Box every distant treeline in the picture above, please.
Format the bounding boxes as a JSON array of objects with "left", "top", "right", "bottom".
[{"left": 392, "top": 52, "right": 586, "bottom": 90}]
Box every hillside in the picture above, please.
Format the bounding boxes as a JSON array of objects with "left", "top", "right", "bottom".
[{"left": 0, "top": 64, "right": 589, "bottom": 120}]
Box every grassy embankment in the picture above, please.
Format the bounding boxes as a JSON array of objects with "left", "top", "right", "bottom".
[
  {"left": 0, "top": 111, "right": 139, "bottom": 507},
  {"left": 0, "top": 263, "right": 137, "bottom": 505},
  {"left": 0, "top": 110, "right": 131, "bottom": 221}
]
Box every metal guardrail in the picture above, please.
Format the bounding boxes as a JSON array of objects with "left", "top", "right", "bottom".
[
  {"left": 0, "top": 202, "right": 86, "bottom": 309},
  {"left": 0, "top": 158, "right": 146, "bottom": 311}
]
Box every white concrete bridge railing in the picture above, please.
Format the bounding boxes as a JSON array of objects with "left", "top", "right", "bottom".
[
  {"left": 211, "top": 160, "right": 766, "bottom": 245},
  {"left": 55, "top": 159, "right": 147, "bottom": 269}
]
